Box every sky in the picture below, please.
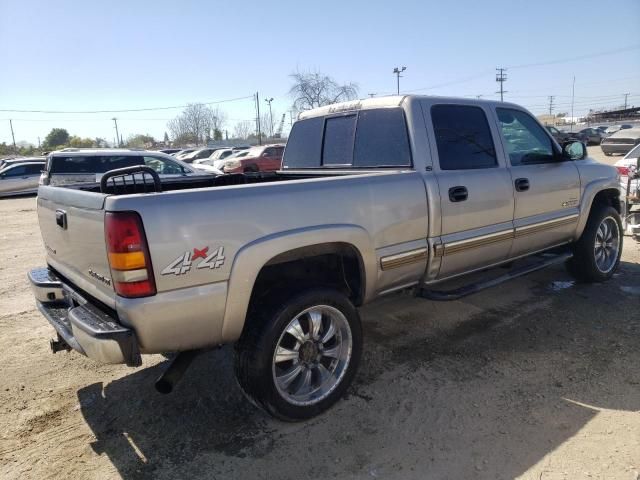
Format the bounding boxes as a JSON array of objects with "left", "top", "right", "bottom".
[{"left": 1, "top": 0, "right": 639, "bottom": 146}]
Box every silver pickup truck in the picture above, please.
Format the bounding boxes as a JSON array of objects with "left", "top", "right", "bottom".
[{"left": 29, "top": 95, "right": 623, "bottom": 420}]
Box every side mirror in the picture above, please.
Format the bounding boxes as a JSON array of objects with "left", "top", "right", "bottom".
[{"left": 562, "top": 140, "right": 586, "bottom": 160}]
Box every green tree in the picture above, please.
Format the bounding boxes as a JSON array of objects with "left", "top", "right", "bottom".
[
  {"left": 125, "top": 134, "right": 155, "bottom": 148},
  {"left": 213, "top": 128, "right": 223, "bottom": 141},
  {"left": 163, "top": 132, "right": 170, "bottom": 144},
  {"left": 68, "top": 136, "right": 95, "bottom": 148},
  {"left": 43, "top": 128, "right": 70, "bottom": 149}
]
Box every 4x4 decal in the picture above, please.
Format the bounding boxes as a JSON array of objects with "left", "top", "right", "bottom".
[{"left": 161, "top": 246, "right": 225, "bottom": 276}]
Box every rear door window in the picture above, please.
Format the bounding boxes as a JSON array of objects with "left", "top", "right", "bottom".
[
  {"left": 50, "top": 156, "right": 142, "bottom": 174},
  {"left": 431, "top": 105, "right": 498, "bottom": 170},
  {"left": 25, "top": 164, "right": 44, "bottom": 175},
  {"left": 143, "top": 156, "right": 185, "bottom": 174}
]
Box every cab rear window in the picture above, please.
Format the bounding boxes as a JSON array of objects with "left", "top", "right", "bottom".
[
  {"left": 282, "top": 108, "right": 411, "bottom": 169},
  {"left": 49, "top": 156, "right": 143, "bottom": 174}
]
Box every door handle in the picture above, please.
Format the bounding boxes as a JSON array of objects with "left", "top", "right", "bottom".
[
  {"left": 448, "top": 186, "right": 468, "bottom": 202},
  {"left": 515, "top": 178, "right": 530, "bottom": 192}
]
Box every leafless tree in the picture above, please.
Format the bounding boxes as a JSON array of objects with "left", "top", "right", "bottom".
[
  {"left": 289, "top": 70, "right": 359, "bottom": 111},
  {"left": 167, "top": 103, "right": 227, "bottom": 145},
  {"left": 233, "top": 121, "right": 253, "bottom": 140}
]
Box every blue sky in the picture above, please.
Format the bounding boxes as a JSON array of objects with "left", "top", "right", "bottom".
[{"left": 1, "top": 0, "right": 639, "bottom": 145}]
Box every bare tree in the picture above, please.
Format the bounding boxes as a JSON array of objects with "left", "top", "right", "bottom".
[
  {"left": 289, "top": 70, "right": 359, "bottom": 111},
  {"left": 233, "top": 121, "right": 252, "bottom": 140},
  {"left": 167, "top": 103, "right": 227, "bottom": 145}
]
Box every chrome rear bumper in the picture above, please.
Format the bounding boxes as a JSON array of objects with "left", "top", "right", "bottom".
[{"left": 28, "top": 267, "right": 141, "bottom": 366}]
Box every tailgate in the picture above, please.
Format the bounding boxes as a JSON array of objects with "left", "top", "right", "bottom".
[{"left": 37, "top": 185, "right": 116, "bottom": 308}]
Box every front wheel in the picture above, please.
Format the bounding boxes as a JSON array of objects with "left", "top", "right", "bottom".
[
  {"left": 566, "top": 205, "right": 623, "bottom": 282},
  {"left": 234, "top": 288, "right": 362, "bottom": 421}
]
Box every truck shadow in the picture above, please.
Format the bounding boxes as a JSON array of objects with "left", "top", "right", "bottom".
[{"left": 77, "top": 259, "right": 640, "bottom": 479}]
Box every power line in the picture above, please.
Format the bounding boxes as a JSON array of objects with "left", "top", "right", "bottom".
[
  {"left": 507, "top": 44, "right": 640, "bottom": 70},
  {"left": 496, "top": 68, "right": 507, "bottom": 101},
  {"left": 0, "top": 95, "right": 254, "bottom": 114}
]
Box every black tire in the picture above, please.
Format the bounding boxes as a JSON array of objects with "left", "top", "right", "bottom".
[
  {"left": 243, "top": 164, "right": 259, "bottom": 173},
  {"left": 566, "top": 205, "right": 623, "bottom": 282},
  {"left": 234, "top": 288, "right": 362, "bottom": 421},
  {"left": 604, "top": 152, "right": 612, "bottom": 156}
]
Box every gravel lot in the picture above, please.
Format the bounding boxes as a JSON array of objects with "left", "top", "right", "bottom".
[{"left": 1, "top": 148, "right": 639, "bottom": 480}]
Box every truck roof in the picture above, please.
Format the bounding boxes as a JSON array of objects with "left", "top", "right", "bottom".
[{"left": 298, "top": 95, "right": 524, "bottom": 120}]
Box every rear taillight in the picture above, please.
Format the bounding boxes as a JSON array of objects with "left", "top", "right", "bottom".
[
  {"left": 616, "top": 166, "right": 629, "bottom": 176},
  {"left": 105, "top": 212, "right": 156, "bottom": 298}
]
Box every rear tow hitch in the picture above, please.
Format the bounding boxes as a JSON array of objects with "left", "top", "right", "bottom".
[
  {"left": 155, "top": 350, "right": 201, "bottom": 394},
  {"left": 50, "top": 334, "right": 72, "bottom": 353}
]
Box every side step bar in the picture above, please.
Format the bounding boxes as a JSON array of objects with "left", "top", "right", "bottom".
[{"left": 417, "top": 252, "right": 573, "bottom": 301}]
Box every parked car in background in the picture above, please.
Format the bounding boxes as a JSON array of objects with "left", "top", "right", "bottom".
[
  {"left": 158, "top": 148, "right": 182, "bottom": 155},
  {"left": 577, "top": 128, "right": 605, "bottom": 145},
  {"left": 615, "top": 143, "right": 640, "bottom": 191},
  {"left": 544, "top": 126, "right": 586, "bottom": 144},
  {"left": 179, "top": 148, "right": 222, "bottom": 163},
  {"left": 222, "top": 144, "right": 285, "bottom": 173},
  {"left": 173, "top": 148, "right": 196, "bottom": 159},
  {"left": 0, "top": 156, "right": 45, "bottom": 170},
  {"left": 601, "top": 128, "right": 640, "bottom": 156},
  {"left": 0, "top": 160, "right": 46, "bottom": 197},
  {"left": 193, "top": 148, "right": 236, "bottom": 170},
  {"left": 604, "top": 124, "right": 634, "bottom": 136},
  {"left": 40, "top": 149, "right": 212, "bottom": 186}
]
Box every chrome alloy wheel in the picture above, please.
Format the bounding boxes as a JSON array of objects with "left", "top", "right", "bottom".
[
  {"left": 272, "top": 305, "right": 352, "bottom": 406},
  {"left": 594, "top": 216, "right": 620, "bottom": 273}
]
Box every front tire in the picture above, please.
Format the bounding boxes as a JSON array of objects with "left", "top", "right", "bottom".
[
  {"left": 566, "top": 205, "right": 623, "bottom": 282},
  {"left": 234, "top": 288, "right": 362, "bottom": 421}
]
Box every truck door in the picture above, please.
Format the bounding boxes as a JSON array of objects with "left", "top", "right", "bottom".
[
  {"left": 493, "top": 108, "right": 581, "bottom": 257},
  {"left": 424, "top": 102, "right": 515, "bottom": 279}
]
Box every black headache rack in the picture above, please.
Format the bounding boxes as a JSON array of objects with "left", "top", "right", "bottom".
[
  {"left": 67, "top": 167, "right": 318, "bottom": 195},
  {"left": 100, "top": 166, "right": 163, "bottom": 194}
]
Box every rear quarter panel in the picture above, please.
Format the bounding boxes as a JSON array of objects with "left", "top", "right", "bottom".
[{"left": 105, "top": 171, "right": 429, "bottom": 295}]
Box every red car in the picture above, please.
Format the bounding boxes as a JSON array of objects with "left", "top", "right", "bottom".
[{"left": 222, "top": 144, "right": 285, "bottom": 173}]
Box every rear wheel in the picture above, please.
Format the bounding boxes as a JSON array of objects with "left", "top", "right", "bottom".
[
  {"left": 243, "top": 164, "right": 259, "bottom": 173},
  {"left": 234, "top": 288, "right": 362, "bottom": 421},
  {"left": 566, "top": 205, "right": 623, "bottom": 282}
]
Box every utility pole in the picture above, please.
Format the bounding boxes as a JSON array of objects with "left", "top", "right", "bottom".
[
  {"left": 495, "top": 68, "right": 507, "bottom": 102},
  {"left": 112, "top": 118, "right": 120, "bottom": 147},
  {"left": 393, "top": 66, "right": 406, "bottom": 95},
  {"left": 570, "top": 76, "right": 576, "bottom": 132},
  {"left": 623, "top": 93, "right": 630, "bottom": 110},
  {"left": 265, "top": 97, "right": 274, "bottom": 138},
  {"left": 254, "top": 92, "right": 262, "bottom": 145},
  {"left": 289, "top": 110, "right": 295, "bottom": 128},
  {"left": 38, "top": 136, "right": 41, "bottom": 149},
  {"left": 548, "top": 96, "right": 555, "bottom": 125},
  {"left": 9, "top": 120, "right": 17, "bottom": 153}
]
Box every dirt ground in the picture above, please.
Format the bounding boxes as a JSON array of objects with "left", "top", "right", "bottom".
[{"left": 1, "top": 148, "right": 639, "bottom": 480}]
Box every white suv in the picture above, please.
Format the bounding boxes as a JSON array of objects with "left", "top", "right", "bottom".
[{"left": 41, "top": 148, "right": 212, "bottom": 186}]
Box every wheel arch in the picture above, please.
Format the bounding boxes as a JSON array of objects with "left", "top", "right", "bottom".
[
  {"left": 576, "top": 183, "right": 621, "bottom": 239},
  {"left": 221, "top": 225, "right": 376, "bottom": 343}
]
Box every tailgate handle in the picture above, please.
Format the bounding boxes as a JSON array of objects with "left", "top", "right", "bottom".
[{"left": 55, "top": 209, "right": 67, "bottom": 230}]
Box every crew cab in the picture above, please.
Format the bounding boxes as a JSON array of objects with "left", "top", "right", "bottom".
[{"left": 29, "top": 96, "right": 622, "bottom": 420}]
